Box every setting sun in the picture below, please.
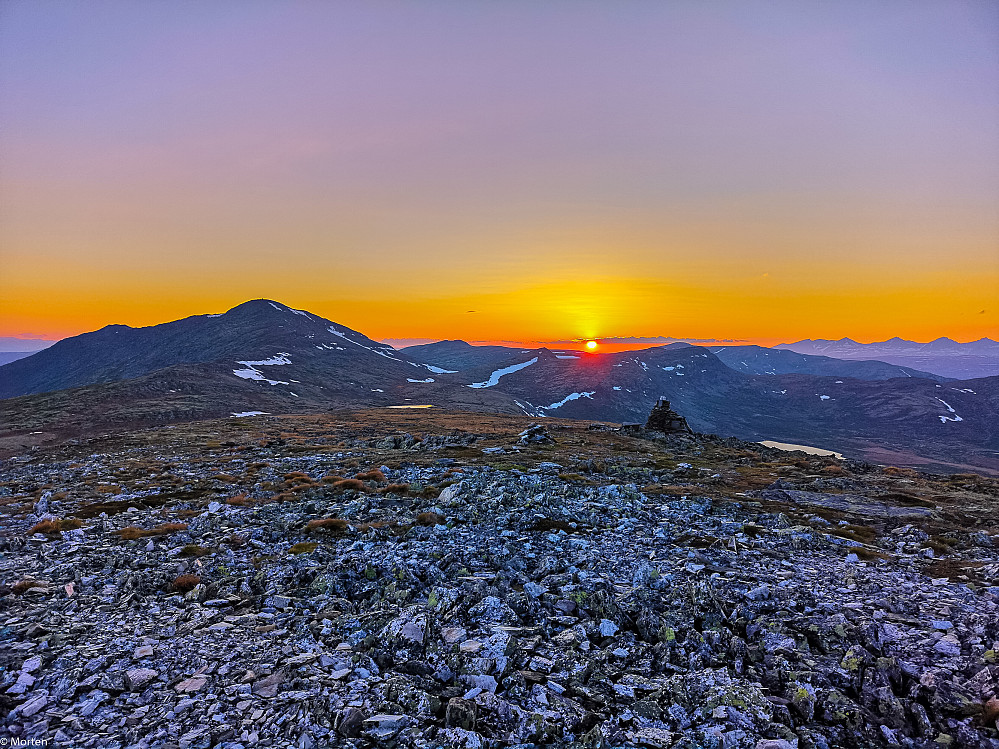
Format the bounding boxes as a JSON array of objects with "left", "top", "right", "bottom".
[{"left": 585, "top": 340, "right": 598, "bottom": 350}]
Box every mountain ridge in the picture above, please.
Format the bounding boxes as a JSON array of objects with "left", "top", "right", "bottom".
[
  {"left": 2, "top": 301, "right": 997, "bottom": 473},
  {"left": 777, "top": 337, "right": 999, "bottom": 379}
]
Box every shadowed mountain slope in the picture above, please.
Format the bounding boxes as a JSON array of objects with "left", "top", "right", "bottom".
[{"left": 2, "top": 302, "right": 996, "bottom": 472}]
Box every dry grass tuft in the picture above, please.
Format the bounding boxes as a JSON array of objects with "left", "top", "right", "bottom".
[
  {"left": 172, "top": 574, "right": 202, "bottom": 593},
  {"left": 828, "top": 524, "right": 879, "bottom": 545},
  {"left": 528, "top": 517, "right": 577, "bottom": 534},
  {"left": 416, "top": 512, "right": 445, "bottom": 527},
  {"left": 321, "top": 473, "right": 345, "bottom": 484},
  {"left": 225, "top": 494, "right": 251, "bottom": 506},
  {"left": 849, "top": 546, "right": 893, "bottom": 562},
  {"left": 28, "top": 517, "right": 84, "bottom": 536},
  {"left": 882, "top": 466, "right": 920, "bottom": 478},
  {"left": 28, "top": 519, "right": 61, "bottom": 535},
  {"left": 379, "top": 483, "right": 410, "bottom": 495},
  {"left": 355, "top": 469, "right": 387, "bottom": 483},
  {"left": 305, "top": 517, "right": 349, "bottom": 533},
  {"left": 560, "top": 473, "right": 596, "bottom": 485},
  {"left": 11, "top": 579, "right": 46, "bottom": 595},
  {"left": 179, "top": 544, "right": 213, "bottom": 558},
  {"left": 289, "top": 542, "right": 319, "bottom": 554},
  {"left": 982, "top": 697, "right": 999, "bottom": 726},
  {"left": 113, "top": 522, "right": 188, "bottom": 540}
]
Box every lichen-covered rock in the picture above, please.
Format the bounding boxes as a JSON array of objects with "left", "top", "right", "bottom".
[{"left": 1, "top": 418, "right": 997, "bottom": 748}]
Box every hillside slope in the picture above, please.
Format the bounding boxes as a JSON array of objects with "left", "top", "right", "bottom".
[{"left": 712, "top": 344, "right": 947, "bottom": 381}]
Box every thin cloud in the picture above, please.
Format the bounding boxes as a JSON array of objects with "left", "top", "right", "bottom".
[{"left": 541, "top": 335, "right": 748, "bottom": 345}]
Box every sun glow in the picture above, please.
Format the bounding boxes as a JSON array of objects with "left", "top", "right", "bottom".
[{"left": 585, "top": 340, "right": 598, "bottom": 350}]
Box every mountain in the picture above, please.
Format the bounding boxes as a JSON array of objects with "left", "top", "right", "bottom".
[
  {"left": 710, "top": 344, "right": 948, "bottom": 381},
  {"left": 0, "top": 300, "right": 525, "bottom": 439},
  {"left": 400, "top": 339, "right": 523, "bottom": 372},
  {"left": 434, "top": 342, "right": 999, "bottom": 472},
  {"left": 2, "top": 302, "right": 997, "bottom": 473},
  {"left": 0, "top": 299, "right": 440, "bottom": 400},
  {"left": 778, "top": 337, "right": 999, "bottom": 379}
]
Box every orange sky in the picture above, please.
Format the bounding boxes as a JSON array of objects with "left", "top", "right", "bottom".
[
  {"left": 3, "top": 271, "right": 995, "bottom": 347},
  {"left": 1, "top": 3, "right": 997, "bottom": 346}
]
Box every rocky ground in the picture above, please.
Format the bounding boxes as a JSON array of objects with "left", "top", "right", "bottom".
[{"left": 2, "top": 410, "right": 999, "bottom": 748}]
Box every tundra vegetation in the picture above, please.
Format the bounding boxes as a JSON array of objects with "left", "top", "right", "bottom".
[{"left": 1, "top": 410, "right": 998, "bottom": 747}]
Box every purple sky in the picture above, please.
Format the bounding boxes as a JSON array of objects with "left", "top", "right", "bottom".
[{"left": 2, "top": 1, "right": 997, "bottom": 343}]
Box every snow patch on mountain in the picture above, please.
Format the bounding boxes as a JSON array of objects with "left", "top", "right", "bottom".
[
  {"left": 408, "top": 378, "right": 435, "bottom": 383},
  {"left": 468, "top": 357, "right": 539, "bottom": 388},
  {"left": 936, "top": 398, "right": 964, "bottom": 423},
  {"left": 232, "top": 369, "right": 288, "bottom": 385},
  {"left": 238, "top": 354, "right": 292, "bottom": 367},
  {"left": 232, "top": 353, "right": 292, "bottom": 385},
  {"left": 541, "top": 391, "right": 595, "bottom": 410}
]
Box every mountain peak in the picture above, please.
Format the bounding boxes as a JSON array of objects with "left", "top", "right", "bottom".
[{"left": 225, "top": 299, "right": 290, "bottom": 315}]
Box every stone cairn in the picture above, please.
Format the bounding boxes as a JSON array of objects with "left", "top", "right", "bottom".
[{"left": 645, "top": 397, "right": 693, "bottom": 434}]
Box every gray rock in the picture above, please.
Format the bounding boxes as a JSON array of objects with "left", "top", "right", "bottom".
[
  {"left": 251, "top": 671, "right": 284, "bottom": 697},
  {"left": 125, "top": 668, "right": 158, "bottom": 691},
  {"left": 446, "top": 697, "right": 477, "bottom": 730},
  {"left": 599, "top": 619, "right": 619, "bottom": 637},
  {"left": 363, "top": 713, "right": 410, "bottom": 739}
]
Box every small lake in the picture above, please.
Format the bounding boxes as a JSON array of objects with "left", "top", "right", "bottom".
[{"left": 758, "top": 440, "right": 844, "bottom": 460}]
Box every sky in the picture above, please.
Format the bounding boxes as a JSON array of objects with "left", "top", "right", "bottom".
[{"left": 2, "top": 0, "right": 997, "bottom": 348}]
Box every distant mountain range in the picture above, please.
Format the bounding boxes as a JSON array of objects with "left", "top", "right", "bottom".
[
  {"left": 708, "top": 345, "right": 947, "bottom": 381},
  {"left": 0, "top": 337, "right": 54, "bottom": 367},
  {"left": 777, "top": 337, "right": 999, "bottom": 380},
  {"left": 1, "top": 301, "right": 996, "bottom": 473}
]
